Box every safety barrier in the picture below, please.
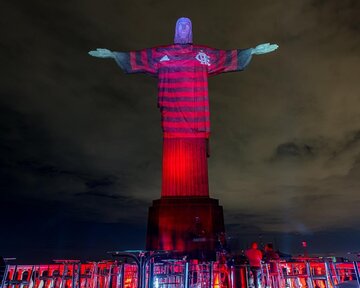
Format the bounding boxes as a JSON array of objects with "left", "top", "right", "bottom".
[{"left": 1, "top": 253, "right": 359, "bottom": 288}]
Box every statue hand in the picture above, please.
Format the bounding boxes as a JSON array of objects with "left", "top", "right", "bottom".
[
  {"left": 88, "top": 48, "right": 114, "bottom": 58},
  {"left": 252, "top": 43, "right": 279, "bottom": 55}
]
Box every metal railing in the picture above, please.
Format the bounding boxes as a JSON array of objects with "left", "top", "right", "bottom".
[{"left": 1, "top": 254, "right": 359, "bottom": 288}]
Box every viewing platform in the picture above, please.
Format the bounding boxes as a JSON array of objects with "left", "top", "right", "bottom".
[{"left": 1, "top": 251, "right": 359, "bottom": 288}]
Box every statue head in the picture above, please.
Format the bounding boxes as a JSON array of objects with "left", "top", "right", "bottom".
[{"left": 174, "top": 17, "right": 193, "bottom": 44}]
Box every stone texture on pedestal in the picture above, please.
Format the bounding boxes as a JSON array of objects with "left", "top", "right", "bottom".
[{"left": 146, "top": 197, "right": 225, "bottom": 260}]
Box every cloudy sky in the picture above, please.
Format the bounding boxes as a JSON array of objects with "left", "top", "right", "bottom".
[{"left": 1, "top": 0, "right": 359, "bottom": 262}]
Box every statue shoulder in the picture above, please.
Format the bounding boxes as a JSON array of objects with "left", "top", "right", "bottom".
[
  {"left": 153, "top": 44, "right": 175, "bottom": 52},
  {"left": 193, "top": 45, "right": 217, "bottom": 55},
  {"left": 194, "top": 44, "right": 213, "bottom": 50}
]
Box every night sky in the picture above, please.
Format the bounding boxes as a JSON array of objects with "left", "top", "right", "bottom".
[{"left": 1, "top": 0, "right": 359, "bottom": 263}]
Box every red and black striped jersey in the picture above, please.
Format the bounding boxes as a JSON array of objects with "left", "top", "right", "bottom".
[{"left": 114, "top": 44, "right": 252, "bottom": 138}]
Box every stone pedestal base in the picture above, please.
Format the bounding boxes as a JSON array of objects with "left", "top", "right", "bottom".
[{"left": 146, "top": 197, "right": 225, "bottom": 261}]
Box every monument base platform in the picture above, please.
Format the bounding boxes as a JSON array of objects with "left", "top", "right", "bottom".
[{"left": 146, "top": 197, "right": 225, "bottom": 261}]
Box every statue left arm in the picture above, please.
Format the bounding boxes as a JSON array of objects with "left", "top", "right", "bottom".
[
  {"left": 207, "top": 43, "right": 279, "bottom": 76},
  {"left": 251, "top": 43, "right": 279, "bottom": 55},
  {"left": 208, "top": 48, "right": 253, "bottom": 76}
]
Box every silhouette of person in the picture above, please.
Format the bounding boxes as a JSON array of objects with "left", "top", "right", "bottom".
[{"left": 245, "top": 242, "right": 263, "bottom": 288}]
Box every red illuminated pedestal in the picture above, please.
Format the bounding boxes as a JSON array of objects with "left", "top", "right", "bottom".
[{"left": 146, "top": 197, "right": 225, "bottom": 260}]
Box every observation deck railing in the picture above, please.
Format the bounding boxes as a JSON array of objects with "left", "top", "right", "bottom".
[{"left": 1, "top": 253, "right": 359, "bottom": 288}]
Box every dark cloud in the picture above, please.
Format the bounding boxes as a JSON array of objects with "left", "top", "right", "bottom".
[
  {"left": 272, "top": 129, "right": 360, "bottom": 161},
  {"left": 76, "top": 191, "right": 120, "bottom": 199},
  {"left": 85, "top": 177, "right": 116, "bottom": 189},
  {"left": 274, "top": 142, "right": 314, "bottom": 159}
]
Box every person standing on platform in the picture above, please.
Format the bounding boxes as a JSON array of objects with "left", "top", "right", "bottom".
[
  {"left": 264, "top": 243, "right": 280, "bottom": 287},
  {"left": 264, "top": 243, "right": 280, "bottom": 271},
  {"left": 245, "top": 241, "right": 263, "bottom": 288}
]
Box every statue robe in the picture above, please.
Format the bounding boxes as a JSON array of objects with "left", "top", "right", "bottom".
[{"left": 114, "top": 44, "right": 252, "bottom": 196}]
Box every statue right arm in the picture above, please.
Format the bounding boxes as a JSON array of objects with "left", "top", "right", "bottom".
[
  {"left": 89, "top": 47, "right": 158, "bottom": 75},
  {"left": 88, "top": 48, "right": 131, "bottom": 72}
]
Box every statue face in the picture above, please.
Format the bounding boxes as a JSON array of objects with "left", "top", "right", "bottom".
[
  {"left": 174, "top": 17, "right": 193, "bottom": 44},
  {"left": 177, "top": 21, "right": 191, "bottom": 39}
]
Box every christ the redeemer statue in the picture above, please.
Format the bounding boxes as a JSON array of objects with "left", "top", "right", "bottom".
[{"left": 89, "top": 17, "right": 278, "bottom": 198}]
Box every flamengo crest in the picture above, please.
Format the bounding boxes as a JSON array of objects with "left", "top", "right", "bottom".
[
  {"left": 195, "top": 50, "right": 211, "bottom": 66},
  {"left": 160, "top": 55, "right": 170, "bottom": 62}
]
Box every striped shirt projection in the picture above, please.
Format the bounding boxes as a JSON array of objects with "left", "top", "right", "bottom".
[{"left": 114, "top": 44, "right": 252, "bottom": 138}]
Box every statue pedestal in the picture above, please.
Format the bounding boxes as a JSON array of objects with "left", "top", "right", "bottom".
[{"left": 146, "top": 197, "right": 225, "bottom": 261}]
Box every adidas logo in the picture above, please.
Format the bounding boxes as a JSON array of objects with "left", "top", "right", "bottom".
[{"left": 160, "top": 55, "right": 170, "bottom": 62}]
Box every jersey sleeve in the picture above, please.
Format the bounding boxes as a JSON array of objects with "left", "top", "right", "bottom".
[
  {"left": 207, "top": 48, "right": 253, "bottom": 76},
  {"left": 113, "top": 48, "right": 158, "bottom": 76}
]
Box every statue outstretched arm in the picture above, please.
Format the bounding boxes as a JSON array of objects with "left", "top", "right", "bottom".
[
  {"left": 89, "top": 48, "right": 157, "bottom": 75},
  {"left": 208, "top": 43, "right": 278, "bottom": 76},
  {"left": 88, "top": 48, "right": 131, "bottom": 73},
  {"left": 88, "top": 48, "right": 115, "bottom": 58},
  {"left": 251, "top": 43, "right": 279, "bottom": 55}
]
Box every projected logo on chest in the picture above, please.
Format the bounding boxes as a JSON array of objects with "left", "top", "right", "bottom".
[{"left": 195, "top": 50, "right": 211, "bottom": 66}]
